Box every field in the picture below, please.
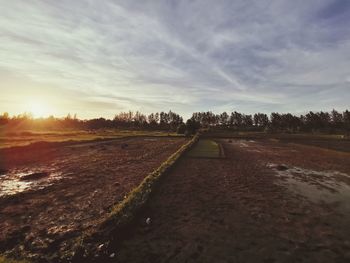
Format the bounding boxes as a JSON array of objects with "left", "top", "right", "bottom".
[
  {"left": 0, "top": 134, "right": 188, "bottom": 261},
  {"left": 0, "top": 129, "right": 178, "bottom": 149},
  {"left": 1, "top": 133, "right": 350, "bottom": 262},
  {"left": 110, "top": 137, "right": 350, "bottom": 263}
]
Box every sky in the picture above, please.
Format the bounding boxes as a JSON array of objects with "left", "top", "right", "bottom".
[{"left": 0, "top": 0, "right": 349, "bottom": 119}]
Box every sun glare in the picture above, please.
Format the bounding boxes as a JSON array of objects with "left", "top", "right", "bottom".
[{"left": 26, "top": 100, "right": 51, "bottom": 118}]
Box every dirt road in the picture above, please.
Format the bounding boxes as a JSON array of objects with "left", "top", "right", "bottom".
[{"left": 105, "top": 139, "right": 350, "bottom": 263}]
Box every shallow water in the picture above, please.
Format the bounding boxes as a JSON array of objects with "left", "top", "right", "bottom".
[
  {"left": 0, "top": 168, "right": 62, "bottom": 196},
  {"left": 270, "top": 164, "right": 350, "bottom": 213}
]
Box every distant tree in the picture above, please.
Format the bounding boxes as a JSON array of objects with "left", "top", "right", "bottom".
[
  {"left": 219, "top": 112, "right": 229, "bottom": 127},
  {"left": 159, "top": 111, "right": 167, "bottom": 128},
  {"left": 242, "top": 114, "right": 253, "bottom": 127},
  {"left": 168, "top": 110, "right": 183, "bottom": 131},
  {"left": 331, "top": 109, "right": 343, "bottom": 129},
  {"left": 148, "top": 113, "right": 157, "bottom": 127},
  {"left": 154, "top": 112, "right": 160, "bottom": 124},
  {"left": 253, "top": 113, "right": 269, "bottom": 128},
  {"left": 176, "top": 123, "right": 186, "bottom": 134},
  {"left": 114, "top": 111, "right": 134, "bottom": 128},
  {"left": 185, "top": 118, "right": 200, "bottom": 135},
  {"left": 230, "top": 111, "right": 243, "bottom": 128},
  {"left": 270, "top": 112, "right": 281, "bottom": 131},
  {"left": 343, "top": 110, "right": 350, "bottom": 136},
  {"left": 63, "top": 113, "right": 81, "bottom": 129},
  {"left": 2, "top": 109, "right": 350, "bottom": 134},
  {"left": 0, "top": 112, "right": 9, "bottom": 125},
  {"left": 133, "top": 111, "right": 147, "bottom": 127}
]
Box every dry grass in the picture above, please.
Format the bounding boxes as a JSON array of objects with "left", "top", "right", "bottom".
[{"left": 0, "top": 129, "right": 181, "bottom": 149}]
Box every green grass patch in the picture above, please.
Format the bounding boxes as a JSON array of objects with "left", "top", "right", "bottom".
[{"left": 187, "top": 139, "right": 221, "bottom": 158}]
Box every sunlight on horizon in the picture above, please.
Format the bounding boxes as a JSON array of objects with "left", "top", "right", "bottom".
[{"left": 24, "top": 100, "right": 53, "bottom": 118}]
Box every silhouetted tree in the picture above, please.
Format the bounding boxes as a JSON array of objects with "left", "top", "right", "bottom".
[
  {"left": 253, "top": 113, "right": 269, "bottom": 128},
  {"left": 343, "top": 110, "right": 350, "bottom": 136},
  {"left": 0, "top": 112, "right": 9, "bottom": 125},
  {"left": 185, "top": 118, "right": 200, "bottom": 135},
  {"left": 177, "top": 123, "right": 186, "bottom": 134},
  {"left": 1, "top": 109, "right": 350, "bottom": 135},
  {"left": 230, "top": 111, "right": 243, "bottom": 128},
  {"left": 331, "top": 109, "right": 343, "bottom": 130},
  {"left": 219, "top": 112, "right": 229, "bottom": 127}
]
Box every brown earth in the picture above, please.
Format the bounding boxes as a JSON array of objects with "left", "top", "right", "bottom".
[
  {"left": 0, "top": 137, "right": 188, "bottom": 260},
  {"left": 96, "top": 139, "right": 350, "bottom": 263}
]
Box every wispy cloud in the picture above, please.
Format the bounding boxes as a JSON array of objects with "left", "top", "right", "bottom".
[{"left": 0, "top": 0, "right": 349, "bottom": 118}]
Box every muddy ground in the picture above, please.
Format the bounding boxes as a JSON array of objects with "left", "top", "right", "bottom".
[
  {"left": 0, "top": 137, "right": 188, "bottom": 260},
  {"left": 101, "top": 139, "right": 350, "bottom": 263}
]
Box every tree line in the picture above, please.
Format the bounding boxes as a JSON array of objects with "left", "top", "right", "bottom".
[
  {"left": 0, "top": 111, "right": 183, "bottom": 132},
  {"left": 190, "top": 110, "right": 350, "bottom": 134},
  {"left": 0, "top": 109, "right": 349, "bottom": 135}
]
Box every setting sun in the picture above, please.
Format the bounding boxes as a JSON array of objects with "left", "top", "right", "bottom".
[{"left": 26, "top": 100, "right": 51, "bottom": 118}]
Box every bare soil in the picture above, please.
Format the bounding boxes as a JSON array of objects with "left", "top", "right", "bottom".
[
  {"left": 0, "top": 137, "right": 188, "bottom": 260},
  {"left": 101, "top": 139, "right": 350, "bottom": 263}
]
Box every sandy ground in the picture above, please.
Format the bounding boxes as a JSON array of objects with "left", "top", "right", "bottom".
[
  {"left": 100, "top": 139, "right": 350, "bottom": 263},
  {"left": 0, "top": 137, "right": 188, "bottom": 260}
]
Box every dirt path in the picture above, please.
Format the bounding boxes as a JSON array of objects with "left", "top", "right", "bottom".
[
  {"left": 0, "top": 137, "right": 188, "bottom": 260},
  {"left": 100, "top": 139, "right": 350, "bottom": 263}
]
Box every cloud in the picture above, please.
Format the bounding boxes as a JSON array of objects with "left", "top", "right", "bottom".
[{"left": 0, "top": 0, "right": 349, "bottom": 118}]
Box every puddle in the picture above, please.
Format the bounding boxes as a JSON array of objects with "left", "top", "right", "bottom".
[
  {"left": 269, "top": 163, "right": 350, "bottom": 213},
  {"left": 0, "top": 168, "right": 63, "bottom": 196}
]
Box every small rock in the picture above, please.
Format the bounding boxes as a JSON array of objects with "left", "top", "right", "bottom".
[
  {"left": 146, "top": 217, "right": 151, "bottom": 225},
  {"left": 110, "top": 253, "right": 116, "bottom": 258}
]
